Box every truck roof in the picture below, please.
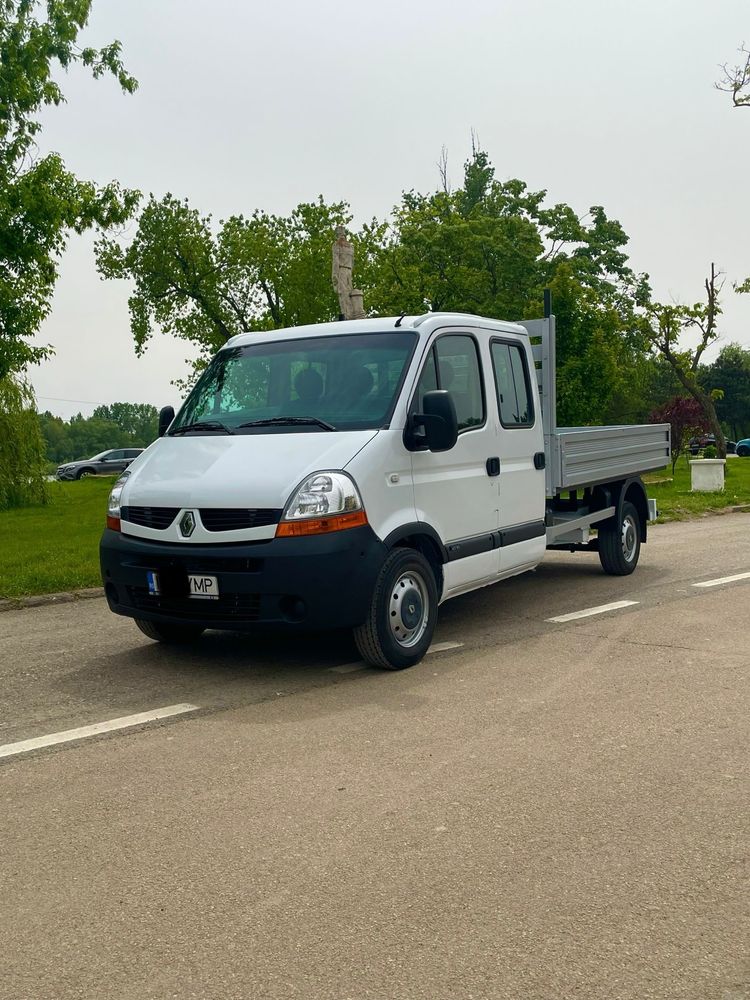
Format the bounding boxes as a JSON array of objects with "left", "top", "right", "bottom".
[{"left": 224, "top": 313, "right": 529, "bottom": 350}]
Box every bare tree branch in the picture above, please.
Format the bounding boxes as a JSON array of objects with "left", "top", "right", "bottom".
[{"left": 716, "top": 43, "right": 750, "bottom": 108}]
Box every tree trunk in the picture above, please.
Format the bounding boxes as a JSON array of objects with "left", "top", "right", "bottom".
[{"left": 666, "top": 363, "right": 727, "bottom": 458}]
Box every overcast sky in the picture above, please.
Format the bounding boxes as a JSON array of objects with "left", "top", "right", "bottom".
[{"left": 30, "top": 0, "right": 750, "bottom": 419}]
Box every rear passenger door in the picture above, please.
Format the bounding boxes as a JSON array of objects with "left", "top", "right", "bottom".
[
  {"left": 490, "top": 338, "right": 546, "bottom": 573},
  {"left": 410, "top": 332, "right": 500, "bottom": 593}
]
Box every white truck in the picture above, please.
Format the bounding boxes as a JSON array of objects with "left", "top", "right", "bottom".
[{"left": 100, "top": 312, "right": 670, "bottom": 669}]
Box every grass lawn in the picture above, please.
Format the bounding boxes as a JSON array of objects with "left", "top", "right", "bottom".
[
  {"left": 0, "top": 478, "right": 114, "bottom": 599},
  {"left": 644, "top": 455, "right": 750, "bottom": 521}
]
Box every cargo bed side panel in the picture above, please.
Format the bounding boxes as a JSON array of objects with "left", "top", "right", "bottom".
[{"left": 554, "top": 424, "right": 671, "bottom": 492}]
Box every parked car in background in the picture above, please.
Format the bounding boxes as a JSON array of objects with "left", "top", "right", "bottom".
[
  {"left": 56, "top": 448, "right": 144, "bottom": 481},
  {"left": 688, "top": 434, "right": 736, "bottom": 456},
  {"left": 736, "top": 438, "right": 750, "bottom": 457}
]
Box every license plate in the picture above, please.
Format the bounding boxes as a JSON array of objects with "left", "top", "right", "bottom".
[{"left": 188, "top": 574, "right": 220, "bottom": 600}]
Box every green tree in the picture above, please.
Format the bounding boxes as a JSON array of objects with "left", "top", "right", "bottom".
[
  {"left": 92, "top": 402, "right": 158, "bottom": 443},
  {"left": 0, "top": 0, "right": 139, "bottom": 382},
  {"left": 97, "top": 195, "right": 383, "bottom": 378},
  {"left": 642, "top": 264, "right": 728, "bottom": 456},
  {"left": 65, "top": 415, "right": 127, "bottom": 457},
  {"left": 370, "top": 146, "right": 651, "bottom": 425},
  {"left": 703, "top": 343, "right": 750, "bottom": 440},
  {"left": 37, "top": 410, "right": 71, "bottom": 463},
  {"left": 0, "top": 376, "right": 46, "bottom": 509}
]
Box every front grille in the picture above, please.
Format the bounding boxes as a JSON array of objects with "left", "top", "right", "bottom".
[
  {"left": 127, "top": 587, "right": 261, "bottom": 622},
  {"left": 199, "top": 508, "right": 281, "bottom": 531},
  {"left": 121, "top": 506, "right": 179, "bottom": 530}
]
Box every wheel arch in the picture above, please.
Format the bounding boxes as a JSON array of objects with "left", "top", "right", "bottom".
[
  {"left": 382, "top": 523, "right": 446, "bottom": 599},
  {"left": 620, "top": 477, "right": 649, "bottom": 543},
  {"left": 591, "top": 477, "right": 649, "bottom": 543}
]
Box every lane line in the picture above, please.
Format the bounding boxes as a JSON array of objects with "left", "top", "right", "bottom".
[
  {"left": 0, "top": 703, "right": 200, "bottom": 760},
  {"left": 547, "top": 600, "right": 639, "bottom": 624},
  {"left": 693, "top": 571, "right": 750, "bottom": 589},
  {"left": 329, "top": 641, "right": 465, "bottom": 674},
  {"left": 428, "top": 641, "right": 464, "bottom": 653}
]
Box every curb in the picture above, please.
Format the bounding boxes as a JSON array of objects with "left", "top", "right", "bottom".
[{"left": 0, "top": 587, "right": 104, "bottom": 614}]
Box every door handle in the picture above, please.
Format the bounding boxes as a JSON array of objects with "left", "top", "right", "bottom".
[
  {"left": 486, "top": 457, "right": 501, "bottom": 477},
  {"left": 534, "top": 452, "right": 546, "bottom": 470}
]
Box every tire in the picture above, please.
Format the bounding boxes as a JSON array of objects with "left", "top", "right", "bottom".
[
  {"left": 598, "top": 501, "right": 641, "bottom": 576},
  {"left": 737, "top": 445, "right": 750, "bottom": 457},
  {"left": 75, "top": 468, "right": 95, "bottom": 480},
  {"left": 134, "top": 618, "right": 205, "bottom": 643},
  {"left": 354, "top": 548, "right": 438, "bottom": 670}
]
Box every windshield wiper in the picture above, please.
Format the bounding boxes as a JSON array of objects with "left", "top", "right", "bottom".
[
  {"left": 237, "top": 416, "right": 337, "bottom": 431},
  {"left": 170, "top": 420, "right": 235, "bottom": 435}
]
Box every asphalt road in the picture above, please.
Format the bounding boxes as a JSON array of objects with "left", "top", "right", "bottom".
[{"left": 1, "top": 516, "right": 749, "bottom": 1000}]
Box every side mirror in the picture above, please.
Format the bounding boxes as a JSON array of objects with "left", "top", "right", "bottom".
[
  {"left": 412, "top": 390, "right": 458, "bottom": 452},
  {"left": 158, "top": 405, "right": 175, "bottom": 438}
]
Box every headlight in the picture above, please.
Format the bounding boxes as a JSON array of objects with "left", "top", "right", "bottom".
[
  {"left": 277, "top": 471, "right": 367, "bottom": 537},
  {"left": 106, "top": 472, "right": 130, "bottom": 530}
]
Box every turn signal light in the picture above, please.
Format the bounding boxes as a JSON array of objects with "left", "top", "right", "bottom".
[
  {"left": 275, "top": 510, "right": 367, "bottom": 537},
  {"left": 106, "top": 515, "right": 121, "bottom": 531}
]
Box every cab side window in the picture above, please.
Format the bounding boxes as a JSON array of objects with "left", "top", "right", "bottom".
[
  {"left": 491, "top": 341, "right": 534, "bottom": 428},
  {"left": 412, "top": 349, "right": 438, "bottom": 412},
  {"left": 411, "top": 336, "right": 484, "bottom": 433},
  {"left": 434, "top": 335, "right": 484, "bottom": 431}
]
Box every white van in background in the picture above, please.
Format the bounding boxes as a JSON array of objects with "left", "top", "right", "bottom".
[{"left": 100, "top": 313, "right": 669, "bottom": 669}]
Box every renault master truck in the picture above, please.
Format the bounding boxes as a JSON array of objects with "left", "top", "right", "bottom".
[{"left": 100, "top": 312, "right": 670, "bottom": 669}]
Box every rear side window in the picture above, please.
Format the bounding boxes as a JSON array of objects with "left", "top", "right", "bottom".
[{"left": 491, "top": 341, "right": 534, "bottom": 428}]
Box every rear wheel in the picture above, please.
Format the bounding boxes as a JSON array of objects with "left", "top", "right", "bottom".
[
  {"left": 737, "top": 444, "right": 750, "bottom": 457},
  {"left": 598, "top": 501, "right": 641, "bottom": 576},
  {"left": 134, "top": 619, "right": 204, "bottom": 643},
  {"left": 354, "top": 548, "right": 438, "bottom": 670}
]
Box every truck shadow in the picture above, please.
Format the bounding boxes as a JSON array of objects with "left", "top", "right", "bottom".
[{"left": 58, "top": 553, "right": 663, "bottom": 718}]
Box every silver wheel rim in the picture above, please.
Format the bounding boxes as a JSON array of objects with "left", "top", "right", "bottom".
[
  {"left": 621, "top": 514, "right": 638, "bottom": 562},
  {"left": 389, "top": 570, "right": 429, "bottom": 648},
  {"left": 80, "top": 471, "right": 92, "bottom": 478}
]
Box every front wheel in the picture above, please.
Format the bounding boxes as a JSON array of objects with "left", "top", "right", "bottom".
[
  {"left": 134, "top": 618, "right": 205, "bottom": 643},
  {"left": 598, "top": 501, "right": 641, "bottom": 576},
  {"left": 354, "top": 548, "right": 438, "bottom": 670},
  {"left": 737, "top": 444, "right": 750, "bottom": 457}
]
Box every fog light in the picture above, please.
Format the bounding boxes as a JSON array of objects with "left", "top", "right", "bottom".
[{"left": 279, "top": 596, "right": 307, "bottom": 622}]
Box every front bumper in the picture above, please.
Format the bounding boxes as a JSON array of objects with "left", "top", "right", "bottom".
[
  {"left": 56, "top": 469, "right": 76, "bottom": 480},
  {"left": 100, "top": 525, "right": 387, "bottom": 632}
]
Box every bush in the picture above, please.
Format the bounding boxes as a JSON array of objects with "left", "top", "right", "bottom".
[{"left": 703, "top": 445, "right": 718, "bottom": 459}]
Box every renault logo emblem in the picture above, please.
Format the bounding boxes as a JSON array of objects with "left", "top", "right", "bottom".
[{"left": 179, "top": 511, "right": 196, "bottom": 537}]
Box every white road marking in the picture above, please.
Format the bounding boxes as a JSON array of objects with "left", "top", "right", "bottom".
[
  {"left": 547, "top": 600, "right": 639, "bottom": 624},
  {"left": 329, "top": 641, "right": 465, "bottom": 674},
  {"left": 428, "top": 641, "right": 464, "bottom": 653},
  {"left": 693, "top": 571, "right": 750, "bottom": 589},
  {"left": 0, "top": 703, "right": 200, "bottom": 760},
  {"left": 329, "top": 662, "right": 366, "bottom": 674}
]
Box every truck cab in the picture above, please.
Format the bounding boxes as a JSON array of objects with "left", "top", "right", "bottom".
[{"left": 100, "top": 314, "right": 668, "bottom": 669}]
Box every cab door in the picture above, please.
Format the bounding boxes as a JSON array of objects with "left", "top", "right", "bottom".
[
  {"left": 409, "top": 332, "right": 500, "bottom": 596},
  {"left": 489, "top": 337, "right": 546, "bottom": 574}
]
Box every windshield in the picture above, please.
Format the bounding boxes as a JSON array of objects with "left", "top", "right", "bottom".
[{"left": 171, "top": 332, "right": 418, "bottom": 434}]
